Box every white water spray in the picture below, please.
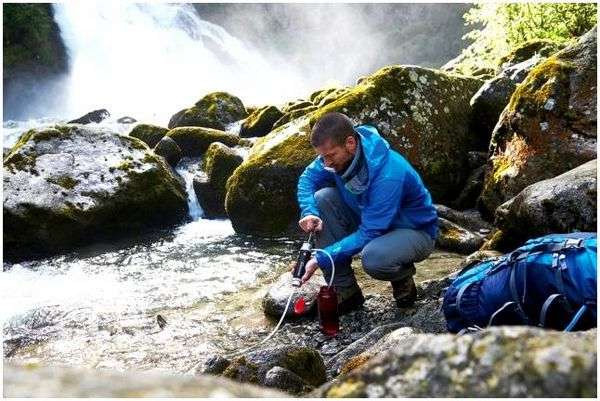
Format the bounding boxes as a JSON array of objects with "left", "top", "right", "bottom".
[{"left": 51, "top": 3, "right": 308, "bottom": 125}]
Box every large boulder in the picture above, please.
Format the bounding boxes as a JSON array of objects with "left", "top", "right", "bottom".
[
  {"left": 311, "top": 65, "right": 484, "bottom": 203},
  {"left": 226, "top": 65, "right": 483, "bottom": 236},
  {"left": 239, "top": 105, "right": 284, "bottom": 138},
  {"left": 495, "top": 159, "right": 597, "bottom": 249},
  {"left": 479, "top": 27, "right": 597, "bottom": 217},
  {"left": 225, "top": 116, "right": 315, "bottom": 236},
  {"left": 313, "top": 327, "right": 597, "bottom": 397},
  {"left": 193, "top": 142, "right": 242, "bottom": 218},
  {"left": 168, "top": 92, "right": 248, "bottom": 130},
  {"left": 129, "top": 123, "right": 169, "bottom": 148},
  {"left": 3, "top": 125, "right": 188, "bottom": 262},
  {"left": 166, "top": 127, "right": 239, "bottom": 157},
  {"left": 497, "top": 39, "right": 563, "bottom": 70},
  {"left": 272, "top": 105, "right": 318, "bottom": 131}
]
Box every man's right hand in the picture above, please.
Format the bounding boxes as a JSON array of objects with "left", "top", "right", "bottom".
[{"left": 299, "top": 215, "right": 323, "bottom": 233}]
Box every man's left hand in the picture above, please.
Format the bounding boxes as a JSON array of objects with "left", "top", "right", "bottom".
[{"left": 301, "top": 257, "right": 319, "bottom": 284}]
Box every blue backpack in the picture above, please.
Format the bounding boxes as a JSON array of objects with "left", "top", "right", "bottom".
[{"left": 442, "top": 232, "right": 597, "bottom": 333}]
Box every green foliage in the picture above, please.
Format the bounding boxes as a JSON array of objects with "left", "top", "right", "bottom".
[
  {"left": 458, "top": 3, "right": 597, "bottom": 73},
  {"left": 3, "top": 3, "right": 60, "bottom": 70}
]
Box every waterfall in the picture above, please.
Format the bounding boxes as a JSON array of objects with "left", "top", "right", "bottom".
[
  {"left": 175, "top": 159, "right": 204, "bottom": 221},
  {"left": 51, "top": 3, "right": 306, "bottom": 125}
]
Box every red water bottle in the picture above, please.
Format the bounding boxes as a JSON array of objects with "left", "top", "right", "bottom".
[{"left": 317, "top": 286, "right": 339, "bottom": 336}]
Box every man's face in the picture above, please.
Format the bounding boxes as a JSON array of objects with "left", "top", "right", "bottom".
[{"left": 315, "top": 136, "right": 357, "bottom": 173}]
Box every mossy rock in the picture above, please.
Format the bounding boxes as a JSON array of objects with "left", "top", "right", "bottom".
[
  {"left": 239, "top": 105, "right": 284, "bottom": 138},
  {"left": 311, "top": 64, "right": 484, "bottom": 203},
  {"left": 272, "top": 105, "right": 318, "bottom": 130},
  {"left": 153, "top": 136, "right": 182, "bottom": 167},
  {"left": 436, "top": 217, "right": 485, "bottom": 255},
  {"left": 316, "top": 88, "right": 350, "bottom": 108},
  {"left": 226, "top": 65, "right": 483, "bottom": 236},
  {"left": 194, "top": 143, "right": 243, "bottom": 218},
  {"left": 498, "top": 39, "right": 563, "bottom": 70},
  {"left": 314, "top": 327, "right": 597, "bottom": 397},
  {"left": 166, "top": 127, "right": 239, "bottom": 157},
  {"left": 3, "top": 125, "right": 188, "bottom": 262},
  {"left": 282, "top": 99, "right": 311, "bottom": 113},
  {"left": 129, "top": 124, "right": 169, "bottom": 148},
  {"left": 479, "top": 27, "right": 597, "bottom": 218},
  {"left": 225, "top": 116, "right": 315, "bottom": 236},
  {"left": 168, "top": 91, "right": 248, "bottom": 130}
]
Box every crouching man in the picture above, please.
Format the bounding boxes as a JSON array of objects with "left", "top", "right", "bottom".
[{"left": 297, "top": 112, "right": 438, "bottom": 313}]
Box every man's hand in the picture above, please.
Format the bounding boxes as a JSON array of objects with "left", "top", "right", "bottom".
[
  {"left": 301, "top": 257, "right": 319, "bottom": 284},
  {"left": 299, "top": 215, "right": 323, "bottom": 233}
]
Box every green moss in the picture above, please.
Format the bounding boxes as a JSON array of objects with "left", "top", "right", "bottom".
[
  {"left": 507, "top": 56, "right": 575, "bottom": 115},
  {"left": 203, "top": 143, "right": 242, "bottom": 189},
  {"left": 221, "top": 357, "right": 260, "bottom": 384},
  {"left": 167, "top": 127, "right": 239, "bottom": 157},
  {"left": 281, "top": 348, "right": 326, "bottom": 387},
  {"left": 47, "top": 175, "right": 78, "bottom": 190},
  {"left": 240, "top": 105, "right": 284, "bottom": 138},
  {"left": 171, "top": 92, "right": 247, "bottom": 130},
  {"left": 129, "top": 124, "right": 168, "bottom": 148},
  {"left": 498, "top": 39, "right": 562, "bottom": 68}
]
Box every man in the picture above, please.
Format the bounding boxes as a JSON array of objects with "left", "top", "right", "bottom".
[{"left": 296, "top": 112, "right": 438, "bottom": 312}]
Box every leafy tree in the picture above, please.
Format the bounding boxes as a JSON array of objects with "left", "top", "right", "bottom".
[{"left": 455, "top": 2, "right": 597, "bottom": 74}]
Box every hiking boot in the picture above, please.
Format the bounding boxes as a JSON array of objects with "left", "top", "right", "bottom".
[
  {"left": 391, "top": 276, "right": 417, "bottom": 308},
  {"left": 336, "top": 284, "right": 365, "bottom": 315}
]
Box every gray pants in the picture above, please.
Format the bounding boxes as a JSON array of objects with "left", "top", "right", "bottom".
[{"left": 314, "top": 187, "right": 435, "bottom": 289}]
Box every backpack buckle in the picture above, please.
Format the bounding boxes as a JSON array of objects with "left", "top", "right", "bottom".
[{"left": 564, "top": 238, "right": 584, "bottom": 248}]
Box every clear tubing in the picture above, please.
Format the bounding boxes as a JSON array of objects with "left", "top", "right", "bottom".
[{"left": 312, "top": 248, "right": 335, "bottom": 288}]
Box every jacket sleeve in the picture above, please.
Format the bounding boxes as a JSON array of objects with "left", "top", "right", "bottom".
[
  {"left": 297, "top": 158, "right": 335, "bottom": 218},
  {"left": 315, "top": 175, "right": 406, "bottom": 272}
]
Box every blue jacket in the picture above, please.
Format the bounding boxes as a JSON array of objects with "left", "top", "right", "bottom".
[{"left": 297, "top": 125, "right": 438, "bottom": 271}]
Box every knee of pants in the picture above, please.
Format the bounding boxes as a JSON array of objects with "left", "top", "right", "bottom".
[
  {"left": 361, "top": 247, "right": 393, "bottom": 279},
  {"left": 314, "top": 187, "right": 338, "bottom": 209}
]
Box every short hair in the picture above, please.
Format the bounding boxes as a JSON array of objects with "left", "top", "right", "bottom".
[{"left": 311, "top": 112, "right": 357, "bottom": 147}]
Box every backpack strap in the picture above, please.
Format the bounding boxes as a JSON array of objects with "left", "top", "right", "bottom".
[
  {"left": 456, "top": 281, "right": 475, "bottom": 316},
  {"left": 509, "top": 261, "right": 530, "bottom": 324},
  {"left": 488, "top": 301, "right": 519, "bottom": 326},
  {"left": 564, "top": 305, "right": 588, "bottom": 332},
  {"left": 539, "top": 294, "right": 567, "bottom": 327}
]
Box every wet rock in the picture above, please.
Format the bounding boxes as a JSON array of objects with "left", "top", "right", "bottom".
[
  {"left": 209, "top": 346, "right": 326, "bottom": 392},
  {"left": 479, "top": 27, "right": 597, "bottom": 217},
  {"left": 117, "top": 116, "right": 137, "bottom": 124},
  {"left": 193, "top": 142, "right": 242, "bottom": 218},
  {"left": 239, "top": 105, "right": 284, "bottom": 138},
  {"left": 165, "top": 127, "right": 239, "bottom": 157},
  {"left": 226, "top": 65, "right": 483, "bottom": 236},
  {"left": 168, "top": 92, "right": 248, "bottom": 130},
  {"left": 313, "top": 327, "right": 597, "bottom": 397},
  {"left": 129, "top": 123, "right": 169, "bottom": 148},
  {"left": 436, "top": 217, "right": 485, "bottom": 255},
  {"left": 4, "top": 362, "right": 286, "bottom": 397},
  {"left": 264, "top": 366, "right": 306, "bottom": 394},
  {"left": 3, "top": 125, "right": 188, "bottom": 262},
  {"left": 67, "top": 109, "right": 110, "bottom": 124},
  {"left": 263, "top": 271, "right": 326, "bottom": 318},
  {"left": 460, "top": 249, "right": 503, "bottom": 270},
  {"left": 153, "top": 136, "right": 182, "bottom": 167},
  {"left": 495, "top": 159, "right": 597, "bottom": 250}
]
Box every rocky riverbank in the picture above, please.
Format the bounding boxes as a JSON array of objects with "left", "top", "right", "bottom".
[{"left": 3, "top": 24, "right": 596, "bottom": 398}]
